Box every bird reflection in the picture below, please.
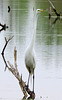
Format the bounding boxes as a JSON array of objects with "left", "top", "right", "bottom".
[{"left": 0, "top": 23, "right": 8, "bottom": 32}]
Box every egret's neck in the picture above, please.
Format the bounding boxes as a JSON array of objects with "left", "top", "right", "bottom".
[{"left": 30, "top": 12, "right": 38, "bottom": 50}]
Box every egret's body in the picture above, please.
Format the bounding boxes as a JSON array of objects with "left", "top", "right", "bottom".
[
  {"left": 25, "top": 47, "right": 35, "bottom": 75},
  {"left": 25, "top": 9, "right": 43, "bottom": 92}
]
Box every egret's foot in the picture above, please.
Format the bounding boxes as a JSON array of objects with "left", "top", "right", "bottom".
[
  {"left": 30, "top": 91, "right": 35, "bottom": 99},
  {"left": 32, "top": 91, "right": 34, "bottom": 93}
]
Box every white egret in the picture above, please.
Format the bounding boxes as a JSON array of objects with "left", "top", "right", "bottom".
[{"left": 25, "top": 9, "right": 43, "bottom": 92}]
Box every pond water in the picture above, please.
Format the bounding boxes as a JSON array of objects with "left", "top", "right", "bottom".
[{"left": 0, "top": 0, "right": 62, "bottom": 100}]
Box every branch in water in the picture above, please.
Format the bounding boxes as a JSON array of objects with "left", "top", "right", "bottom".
[{"left": 48, "top": 0, "right": 61, "bottom": 17}]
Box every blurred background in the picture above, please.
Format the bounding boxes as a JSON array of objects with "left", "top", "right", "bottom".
[{"left": 0, "top": 0, "right": 62, "bottom": 100}]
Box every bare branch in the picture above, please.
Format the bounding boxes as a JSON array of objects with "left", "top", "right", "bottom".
[
  {"left": 48, "top": 0, "right": 61, "bottom": 17},
  {"left": 14, "top": 47, "right": 18, "bottom": 72},
  {"left": 1, "top": 53, "right": 9, "bottom": 71},
  {"left": 1, "top": 36, "right": 14, "bottom": 70},
  {"left": 1, "top": 36, "right": 14, "bottom": 55},
  {"left": 48, "top": 0, "right": 55, "bottom": 9}
]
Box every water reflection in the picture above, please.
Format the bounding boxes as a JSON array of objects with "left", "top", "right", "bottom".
[
  {"left": 8, "top": 6, "right": 10, "bottom": 13},
  {"left": 49, "top": 17, "right": 60, "bottom": 29}
]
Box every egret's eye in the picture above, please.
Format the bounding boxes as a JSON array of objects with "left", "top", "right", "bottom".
[
  {"left": 37, "top": 10, "right": 40, "bottom": 11},
  {"left": 37, "top": 9, "right": 40, "bottom": 12}
]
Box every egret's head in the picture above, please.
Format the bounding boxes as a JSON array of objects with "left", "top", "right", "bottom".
[{"left": 36, "top": 9, "right": 44, "bottom": 14}]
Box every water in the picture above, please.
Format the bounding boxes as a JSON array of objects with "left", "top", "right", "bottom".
[{"left": 0, "top": 0, "right": 62, "bottom": 100}]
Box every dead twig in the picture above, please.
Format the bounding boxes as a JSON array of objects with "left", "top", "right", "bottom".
[
  {"left": 14, "top": 47, "right": 18, "bottom": 72},
  {"left": 1, "top": 36, "right": 14, "bottom": 55},
  {"left": 48, "top": 0, "right": 61, "bottom": 17},
  {"left": 1, "top": 36, "right": 14, "bottom": 70}
]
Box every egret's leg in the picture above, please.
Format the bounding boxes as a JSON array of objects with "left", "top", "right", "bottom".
[
  {"left": 27, "top": 73, "right": 30, "bottom": 87},
  {"left": 33, "top": 68, "right": 34, "bottom": 92}
]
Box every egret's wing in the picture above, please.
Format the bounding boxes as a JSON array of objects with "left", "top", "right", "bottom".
[{"left": 33, "top": 54, "right": 36, "bottom": 69}]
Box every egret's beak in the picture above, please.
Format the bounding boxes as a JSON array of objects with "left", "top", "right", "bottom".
[{"left": 40, "top": 10, "right": 44, "bottom": 12}]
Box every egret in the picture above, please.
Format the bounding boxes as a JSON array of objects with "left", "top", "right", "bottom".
[{"left": 25, "top": 9, "right": 43, "bottom": 92}]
